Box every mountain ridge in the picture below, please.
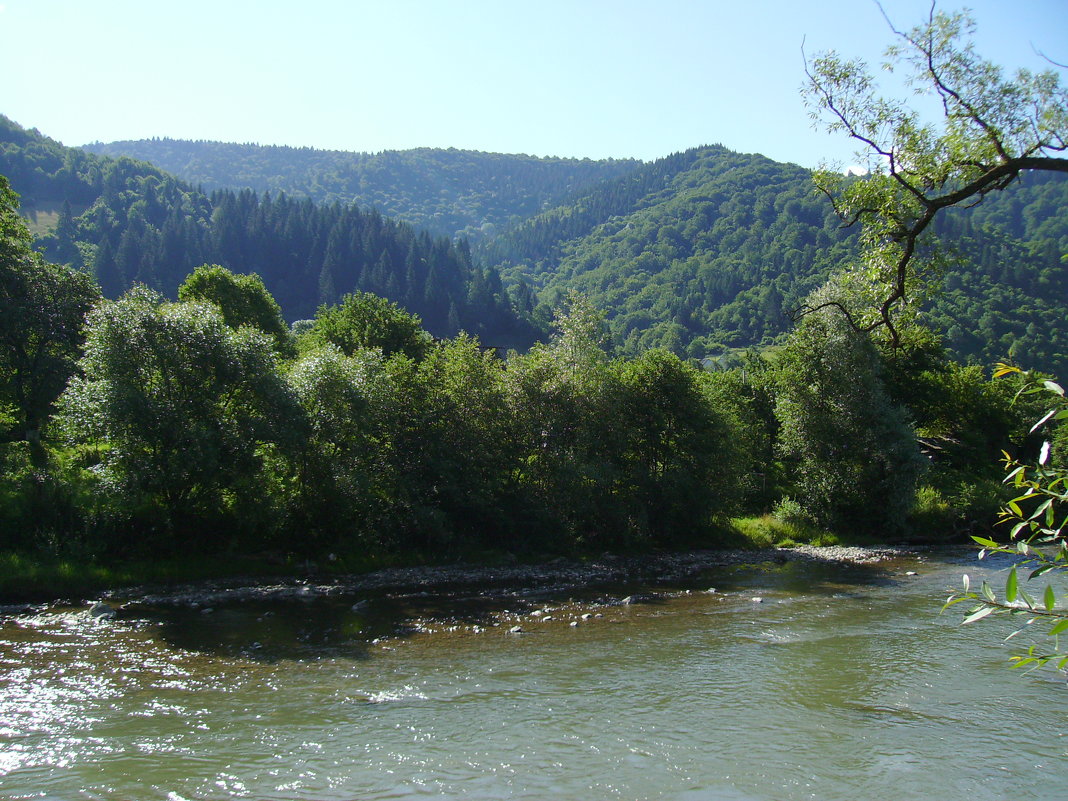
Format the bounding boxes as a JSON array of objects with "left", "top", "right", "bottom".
[{"left": 10, "top": 116, "right": 1068, "bottom": 373}]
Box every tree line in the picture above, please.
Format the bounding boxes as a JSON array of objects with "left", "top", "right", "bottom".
[
  {"left": 1, "top": 173, "right": 1046, "bottom": 566},
  {"left": 7, "top": 114, "right": 1067, "bottom": 377}
]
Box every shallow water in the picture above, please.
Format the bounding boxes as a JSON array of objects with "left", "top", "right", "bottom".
[{"left": 1, "top": 552, "right": 1064, "bottom": 800}]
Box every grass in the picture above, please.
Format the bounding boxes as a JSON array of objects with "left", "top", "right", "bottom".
[
  {"left": 18, "top": 201, "right": 89, "bottom": 237},
  {"left": 727, "top": 515, "right": 842, "bottom": 549}
]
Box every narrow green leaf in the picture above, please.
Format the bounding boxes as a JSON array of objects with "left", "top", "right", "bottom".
[
  {"left": 1005, "top": 567, "right": 1018, "bottom": 603},
  {"left": 1029, "top": 498, "right": 1053, "bottom": 520},
  {"left": 1044, "top": 584, "right": 1056, "bottom": 612},
  {"left": 981, "top": 582, "right": 996, "bottom": 603},
  {"left": 1049, "top": 619, "right": 1068, "bottom": 636},
  {"left": 1004, "top": 465, "right": 1025, "bottom": 480},
  {"left": 1031, "top": 563, "right": 1055, "bottom": 579},
  {"left": 962, "top": 606, "right": 996, "bottom": 624}
]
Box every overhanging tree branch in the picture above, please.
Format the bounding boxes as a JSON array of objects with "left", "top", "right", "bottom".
[{"left": 802, "top": 4, "right": 1068, "bottom": 347}]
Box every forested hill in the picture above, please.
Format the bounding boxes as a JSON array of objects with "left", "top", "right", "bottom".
[
  {"left": 82, "top": 138, "right": 640, "bottom": 242},
  {"left": 1, "top": 116, "right": 538, "bottom": 345},
  {"left": 8, "top": 115, "right": 1068, "bottom": 373},
  {"left": 482, "top": 145, "right": 1068, "bottom": 373},
  {"left": 481, "top": 146, "right": 852, "bottom": 356}
]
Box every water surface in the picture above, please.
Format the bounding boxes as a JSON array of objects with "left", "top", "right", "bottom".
[{"left": 1, "top": 552, "right": 1063, "bottom": 800}]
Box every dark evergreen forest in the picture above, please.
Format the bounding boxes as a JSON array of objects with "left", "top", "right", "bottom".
[{"left": 2, "top": 116, "right": 538, "bottom": 347}]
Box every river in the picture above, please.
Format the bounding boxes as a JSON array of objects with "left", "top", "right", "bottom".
[{"left": 0, "top": 549, "right": 1064, "bottom": 800}]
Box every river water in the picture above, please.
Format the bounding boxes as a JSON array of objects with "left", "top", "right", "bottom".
[{"left": 0, "top": 550, "right": 1064, "bottom": 800}]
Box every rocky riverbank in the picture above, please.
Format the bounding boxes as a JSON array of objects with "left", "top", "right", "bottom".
[{"left": 92, "top": 543, "right": 913, "bottom": 612}]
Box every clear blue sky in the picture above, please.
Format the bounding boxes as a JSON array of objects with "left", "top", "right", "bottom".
[{"left": 2, "top": 0, "right": 1064, "bottom": 167}]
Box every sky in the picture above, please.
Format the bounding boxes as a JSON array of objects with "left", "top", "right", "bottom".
[{"left": 1, "top": 0, "right": 1065, "bottom": 168}]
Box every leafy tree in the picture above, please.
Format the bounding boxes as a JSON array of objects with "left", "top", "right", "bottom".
[
  {"left": 0, "top": 175, "right": 100, "bottom": 444},
  {"left": 504, "top": 293, "right": 618, "bottom": 547},
  {"left": 302, "top": 290, "right": 432, "bottom": 361},
  {"left": 58, "top": 287, "right": 300, "bottom": 546},
  {"left": 609, "top": 350, "right": 749, "bottom": 544},
  {"left": 279, "top": 346, "right": 389, "bottom": 550},
  {"left": 178, "top": 264, "right": 294, "bottom": 355},
  {"left": 805, "top": 7, "right": 1068, "bottom": 663},
  {"left": 773, "top": 287, "right": 924, "bottom": 535},
  {"left": 410, "top": 335, "right": 516, "bottom": 545},
  {"left": 803, "top": 5, "right": 1067, "bottom": 346}
]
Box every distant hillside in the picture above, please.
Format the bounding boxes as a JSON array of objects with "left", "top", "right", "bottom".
[
  {"left": 1, "top": 115, "right": 538, "bottom": 346},
  {"left": 483, "top": 146, "right": 860, "bottom": 354},
  {"left": 11, "top": 116, "right": 1068, "bottom": 373},
  {"left": 82, "top": 138, "right": 640, "bottom": 242},
  {"left": 483, "top": 145, "right": 1068, "bottom": 373}
]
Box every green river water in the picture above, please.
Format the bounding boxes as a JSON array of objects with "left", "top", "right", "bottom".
[{"left": 0, "top": 550, "right": 1064, "bottom": 800}]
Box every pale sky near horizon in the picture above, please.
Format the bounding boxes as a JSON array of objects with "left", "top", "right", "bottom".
[{"left": 2, "top": 0, "right": 1065, "bottom": 168}]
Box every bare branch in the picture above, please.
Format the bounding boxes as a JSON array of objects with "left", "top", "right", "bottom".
[
  {"left": 789, "top": 300, "right": 864, "bottom": 332},
  {"left": 1033, "top": 45, "right": 1068, "bottom": 70}
]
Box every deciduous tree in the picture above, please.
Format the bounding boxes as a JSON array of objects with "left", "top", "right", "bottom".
[
  {"left": 0, "top": 176, "right": 99, "bottom": 444},
  {"left": 803, "top": 5, "right": 1067, "bottom": 346}
]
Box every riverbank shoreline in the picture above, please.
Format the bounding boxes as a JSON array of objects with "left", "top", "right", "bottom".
[{"left": 2, "top": 543, "right": 927, "bottom": 615}]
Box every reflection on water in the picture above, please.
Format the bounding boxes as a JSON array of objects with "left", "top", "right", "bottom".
[{"left": 1, "top": 552, "right": 1064, "bottom": 800}]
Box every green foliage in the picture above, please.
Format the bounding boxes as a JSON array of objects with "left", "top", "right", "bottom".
[
  {"left": 303, "top": 290, "right": 433, "bottom": 361},
  {"left": 609, "top": 350, "right": 751, "bottom": 542},
  {"left": 483, "top": 139, "right": 1068, "bottom": 374},
  {"left": 279, "top": 346, "right": 389, "bottom": 550},
  {"left": 57, "top": 287, "right": 301, "bottom": 548},
  {"left": 484, "top": 146, "right": 852, "bottom": 356},
  {"left": 178, "top": 264, "right": 294, "bottom": 355},
  {"left": 807, "top": 8, "right": 1068, "bottom": 676},
  {"left": 944, "top": 368, "right": 1068, "bottom": 671},
  {"left": 0, "top": 174, "right": 100, "bottom": 441},
  {"left": 503, "top": 296, "right": 753, "bottom": 549},
  {"left": 1, "top": 115, "right": 538, "bottom": 348},
  {"left": 804, "top": 7, "right": 1068, "bottom": 345},
  {"left": 9, "top": 113, "right": 1068, "bottom": 375},
  {"left": 773, "top": 288, "right": 924, "bottom": 535},
  {"left": 731, "top": 513, "right": 839, "bottom": 550},
  {"left": 82, "top": 138, "right": 639, "bottom": 242}
]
